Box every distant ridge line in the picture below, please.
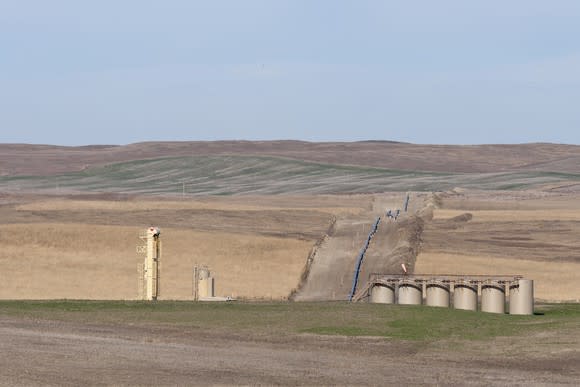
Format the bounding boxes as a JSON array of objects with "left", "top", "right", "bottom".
[{"left": 1, "top": 140, "right": 580, "bottom": 176}]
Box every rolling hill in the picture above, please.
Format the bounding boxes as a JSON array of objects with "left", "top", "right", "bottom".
[
  {"left": 1, "top": 141, "right": 580, "bottom": 177},
  {"left": 1, "top": 155, "right": 580, "bottom": 195}
]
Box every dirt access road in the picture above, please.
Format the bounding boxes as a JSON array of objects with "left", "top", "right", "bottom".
[{"left": 1, "top": 315, "right": 578, "bottom": 386}]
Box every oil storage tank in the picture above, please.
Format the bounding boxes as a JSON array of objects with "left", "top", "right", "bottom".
[
  {"left": 426, "top": 280, "right": 450, "bottom": 307},
  {"left": 198, "top": 267, "right": 214, "bottom": 298},
  {"left": 370, "top": 283, "right": 395, "bottom": 304},
  {"left": 397, "top": 281, "right": 422, "bottom": 305},
  {"left": 509, "top": 279, "right": 534, "bottom": 315},
  {"left": 481, "top": 282, "right": 505, "bottom": 314},
  {"left": 453, "top": 281, "right": 477, "bottom": 311}
]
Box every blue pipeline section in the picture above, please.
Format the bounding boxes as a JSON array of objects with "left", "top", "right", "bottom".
[{"left": 348, "top": 216, "right": 381, "bottom": 301}]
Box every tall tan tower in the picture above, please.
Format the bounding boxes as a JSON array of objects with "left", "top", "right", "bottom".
[{"left": 138, "top": 227, "right": 161, "bottom": 301}]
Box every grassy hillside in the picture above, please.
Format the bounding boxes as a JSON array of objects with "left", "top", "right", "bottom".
[
  {"left": 0, "top": 301, "right": 580, "bottom": 341},
  {"left": 2, "top": 155, "right": 580, "bottom": 195},
  {"left": 1, "top": 300, "right": 579, "bottom": 341}
]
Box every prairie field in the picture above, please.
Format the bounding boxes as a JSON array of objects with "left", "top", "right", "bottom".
[
  {"left": 2, "top": 190, "right": 580, "bottom": 302},
  {"left": 0, "top": 224, "right": 314, "bottom": 300},
  {"left": 416, "top": 191, "right": 580, "bottom": 301},
  {"left": 415, "top": 253, "right": 580, "bottom": 301},
  {"left": 1, "top": 141, "right": 580, "bottom": 385},
  {"left": 433, "top": 208, "right": 580, "bottom": 222},
  {"left": 0, "top": 194, "right": 357, "bottom": 300}
]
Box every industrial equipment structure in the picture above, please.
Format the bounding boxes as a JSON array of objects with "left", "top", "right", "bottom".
[
  {"left": 136, "top": 228, "right": 231, "bottom": 302},
  {"left": 193, "top": 265, "right": 215, "bottom": 301},
  {"left": 137, "top": 227, "right": 161, "bottom": 301},
  {"left": 358, "top": 274, "right": 534, "bottom": 315},
  {"left": 509, "top": 279, "right": 534, "bottom": 315},
  {"left": 398, "top": 281, "right": 423, "bottom": 305},
  {"left": 453, "top": 280, "right": 478, "bottom": 311}
]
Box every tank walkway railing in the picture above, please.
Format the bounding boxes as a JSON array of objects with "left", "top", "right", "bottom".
[
  {"left": 348, "top": 216, "right": 381, "bottom": 301},
  {"left": 353, "top": 273, "right": 525, "bottom": 302},
  {"left": 370, "top": 273, "right": 523, "bottom": 283}
]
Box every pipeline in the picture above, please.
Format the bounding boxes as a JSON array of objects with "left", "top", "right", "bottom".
[{"left": 348, "top": 216, "right": 381, "bottom": 301}]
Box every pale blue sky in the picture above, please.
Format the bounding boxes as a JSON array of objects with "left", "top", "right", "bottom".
[{"left": 1, "top": 1, "right": 579, "bottom": 145}]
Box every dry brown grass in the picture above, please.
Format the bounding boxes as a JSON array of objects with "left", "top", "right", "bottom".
[
  {"left": 163, "top": 228, "right": 312, "bottom": 300},
  {"left": 14, "top": 196, "right": 366, "bottom": 215},
  {"left": 1, "top": 196, "right": 337, "bottom": 241},
  {"left": 0, "top": 194, "right": 360, "bottom": 300},
  {"left": 0, "top": 223, "right": 312, "bottom": 300},
  {"left": 434, "top": 208, "right": 580, "bottom": 222},
  {"left": 415, "top": 252, "right": 580, "bottom": 301},
  {"left": 0, "top": 194, "right": 379, "bottom": 301},
  {"left": 0, "top": 224, "right": 137, "bottom": 299},
  {"left": 417, "top": 192, "right": 580, "bottom": 301},
  {"left": 4, "top": 191, "right": 579, "bottom": 302}
]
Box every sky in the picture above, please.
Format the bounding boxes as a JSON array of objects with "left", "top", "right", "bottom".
[{"left": 1, "top": 1, "right": 579, "bottom": 146}]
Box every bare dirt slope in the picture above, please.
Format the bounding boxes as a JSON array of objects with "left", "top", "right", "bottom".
[
  {"left": 354, "top": 193, "right": 428, "bottom": 292},
  {"left": 293, "top": 194, "right": 421, "bottom": 301},
  {"left": 292, "top": 214, "right": 373, "bottom": 301},
  {"left": 2, "top": 141, "right": 580, "bottom": 176},
  {"left": 357, "top": 216, "right": 424, "bottom": 292}
]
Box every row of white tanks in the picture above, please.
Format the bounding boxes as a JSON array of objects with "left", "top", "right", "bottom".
[{"left": 370, "top": 279, "right": 534, "bottom": 315}]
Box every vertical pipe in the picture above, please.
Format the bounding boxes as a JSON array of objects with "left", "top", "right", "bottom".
[
  {"left": 145, "top": 227, "right": 160, "bottom": 301},
  {"left": 145, "top": 232, "right": 154, "bottom": 301},
  {"left": 348, "top": 217, "right": 381, "bottom": 301}
]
